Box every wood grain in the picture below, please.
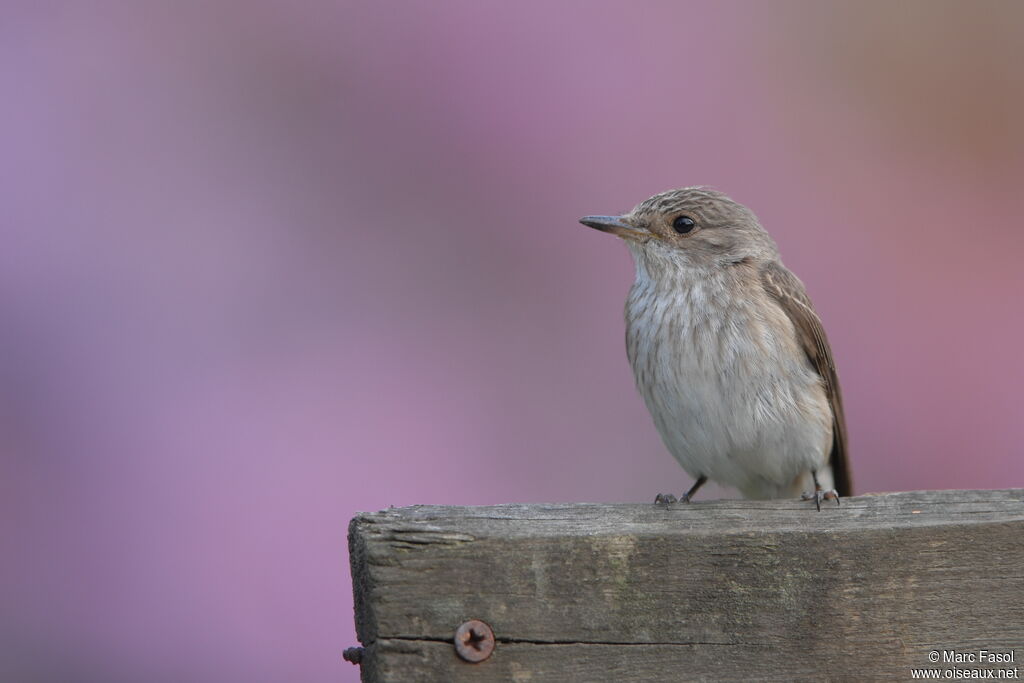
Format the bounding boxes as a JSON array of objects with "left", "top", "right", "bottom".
[{"left": 348, "top": 490, "right": 1024, "bottom": 681}]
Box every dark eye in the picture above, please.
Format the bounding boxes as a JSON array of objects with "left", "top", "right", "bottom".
[{"left": 672, "top": 215, "right": 696, "bottom": 234}]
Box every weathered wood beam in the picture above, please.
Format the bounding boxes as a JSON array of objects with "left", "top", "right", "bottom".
[{"left": 348, "top": 489, "right": 1024, "bottom": 681}]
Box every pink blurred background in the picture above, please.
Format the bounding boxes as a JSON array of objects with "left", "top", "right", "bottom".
[{"left": 2, "top": 1, "right": 1023, "bottom": 680}]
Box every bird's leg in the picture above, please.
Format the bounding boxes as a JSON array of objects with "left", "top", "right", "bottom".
[
  {"left": 801, "top": 470, "right": 840, "bottom": 511},
  {"left": 654, "top": 475, "right": 707, "bottom": 507},
  {"left": 681, "top": 475, "right": 707, "bottom": 503}
]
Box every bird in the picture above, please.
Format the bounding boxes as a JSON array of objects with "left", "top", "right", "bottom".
[{"left": 580, "top": 187, "right": 851, "bottom": 510}]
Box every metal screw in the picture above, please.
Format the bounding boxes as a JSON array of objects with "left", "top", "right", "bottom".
[{"left": 454, "top": 619, "right": 495, "bottom": 663}]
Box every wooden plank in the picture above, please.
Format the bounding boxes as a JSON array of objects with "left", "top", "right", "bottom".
[{"left": 348, "top": 490, "right": 1024, "bottom": 681}]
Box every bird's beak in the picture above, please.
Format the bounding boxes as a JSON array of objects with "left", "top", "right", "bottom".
[{"left": 579, "top": 215, "right": 645, "bottom": 239}]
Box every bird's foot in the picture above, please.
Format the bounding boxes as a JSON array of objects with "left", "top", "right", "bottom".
[
  {"left": 801, "top": 488, "right": 840, "bottom": 511},
  {"left": 654, "top": 492, "right": 700, "bottom": 506},
  {"left": 653, "top": 493, "right": 677, "bottom": 506},
  {"left": 654, "top": 475, "right": 708, "bottom": 507}
]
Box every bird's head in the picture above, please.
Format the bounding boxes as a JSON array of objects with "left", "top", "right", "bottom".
[{"left": 580, "top": 187, "right": 779, "bottom": 270}]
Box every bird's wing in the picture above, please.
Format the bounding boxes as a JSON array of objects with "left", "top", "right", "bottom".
[{"left": 760, "top": 261, "right": 852, "bottom": 496}]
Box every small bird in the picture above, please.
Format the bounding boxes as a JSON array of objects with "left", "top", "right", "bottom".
[{"left": 581, "top": 187, "right": 851, "bottom": 509}]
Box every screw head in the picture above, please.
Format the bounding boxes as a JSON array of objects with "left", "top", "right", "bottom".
[{"left": 454, "top": 619, "right": 495, "bottom": 663}]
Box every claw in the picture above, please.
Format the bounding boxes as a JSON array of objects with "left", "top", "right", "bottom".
[
  {"left": 654, "top": 475, "right": 707, "bottom": 507},
  {"left": 801, "top": 488, "right": 841, "bottom": 511},
  {"left": 654, "top": 493, "right": 678, "bottom": 506}
]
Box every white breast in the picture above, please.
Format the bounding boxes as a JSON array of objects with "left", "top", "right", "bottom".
[{"left": 624, "top": 257, "right": 833, "bottom": 499}]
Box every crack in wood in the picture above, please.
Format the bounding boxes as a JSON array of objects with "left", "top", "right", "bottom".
[{"left": 379, "top": 635, "right": 762, "bottom": 647}]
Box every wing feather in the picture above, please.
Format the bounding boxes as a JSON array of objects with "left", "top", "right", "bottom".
[{"left": 760, "top": 261, "right": 852, "bottom": 496}]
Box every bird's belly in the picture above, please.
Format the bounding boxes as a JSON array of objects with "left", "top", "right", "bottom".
[{"left": 628, "top": 303, "right": 832, "bottom": 499}]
